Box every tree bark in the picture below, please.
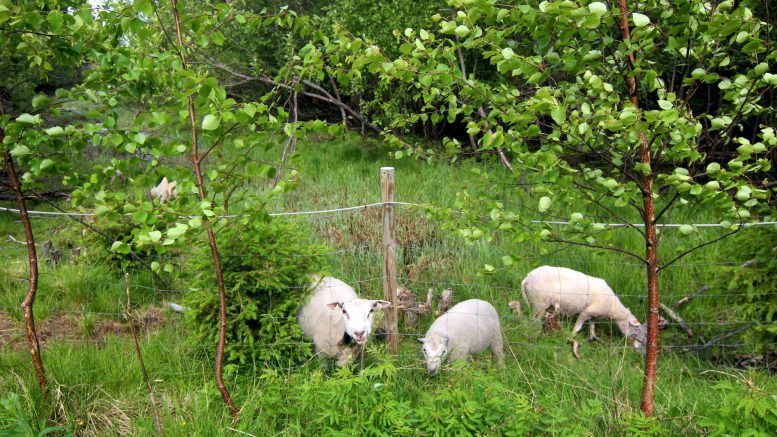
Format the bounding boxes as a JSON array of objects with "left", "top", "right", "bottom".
[
  {"left": 3, "top": 145, "right": 48, "bottom": 394},
  {"left": 170, "top": 0, "right": 238, "bottom": 420},
  {"left": 617, "top": 0, "right": 659, "bottom": 417}
]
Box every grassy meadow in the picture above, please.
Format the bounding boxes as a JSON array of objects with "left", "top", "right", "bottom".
[{"left": 1, "top": 135, "right": 775, "bottom": 435}]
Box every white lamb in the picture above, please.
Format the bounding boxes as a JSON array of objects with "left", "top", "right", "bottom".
[
  {"left": 150, "top": 177, "right": 178, "bottom": 203},
  {"left": 418, "top": 299, "right": 504, "bottom": 374},
  {"left": 298, "top": 275, "right": 390, "bottom": 366},
  {"left": 520, "top": 265, "right": 646, "bottom": 357}
]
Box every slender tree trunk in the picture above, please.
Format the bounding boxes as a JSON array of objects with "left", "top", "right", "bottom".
[
  {"left": 170, "top": 0, "right": 238, "bottom": 419},
  {"left": 617, "top": 0, "right": 659, "bottom": 416},
  {"left": 4, "top": 145, "right": 48, "bottom": 394},
  {"left": 125, "top": 274, "right": 163, "bottom": 436}
]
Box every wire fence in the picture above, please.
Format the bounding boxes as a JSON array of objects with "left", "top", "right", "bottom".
[{"left": 1, "top": 194, "right": 775, "bottom": 371}]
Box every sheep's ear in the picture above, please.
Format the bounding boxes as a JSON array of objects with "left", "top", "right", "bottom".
[
  {"left": 443, "top": 335, "right": 450, "bottom": 346},
  {"left": 629, "top": 317, "right": 641, "bottom": 326},
  {"left": 372, "top": 300, "right": 391, "bottom": 310},
  {"left": 416, "top": 337, "right": 426, "bottom": 344},
  {"left": 327, "top": 302, "right": 343, "bottom": 310}
]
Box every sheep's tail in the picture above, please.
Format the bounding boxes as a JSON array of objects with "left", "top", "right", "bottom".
[{"left": 520, "top": 276, "right": 529, "bottom": 306}]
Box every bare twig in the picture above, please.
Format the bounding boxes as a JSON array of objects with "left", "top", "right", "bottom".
[
  {"left": 697, "top": 323, "right": 755, "bottom": 350},
  {"left": 676, "top": 285, "right": 710, "bottom": 306},
  {"left": 125, "top": 273, "right": 163, "bottom": 436},
  {"left": 658, "top": 303, "right": 694, "bottom": 337}
]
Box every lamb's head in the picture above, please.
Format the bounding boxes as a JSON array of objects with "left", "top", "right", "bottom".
[
  {"left": 623, "top": 315, "right": 647, "bottom": 351},
  {"left": 417, "top": 334, "right": 450, "bottom": 375},
  {"left": 327, "top": 299, "right": 390, "bottom": 345}
]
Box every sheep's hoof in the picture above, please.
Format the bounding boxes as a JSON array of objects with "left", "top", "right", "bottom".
[{"left": 568, "top": 339, "right": 581, "bottom": 359}]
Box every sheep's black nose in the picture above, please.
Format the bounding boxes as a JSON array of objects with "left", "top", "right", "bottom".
[{"left": 354, "top": 330, "right": 365, "bottom": 339}]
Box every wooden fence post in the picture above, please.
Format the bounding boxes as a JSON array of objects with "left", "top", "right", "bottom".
[{"left": 381, "top": 167, "right": 398, "bottom": 355}]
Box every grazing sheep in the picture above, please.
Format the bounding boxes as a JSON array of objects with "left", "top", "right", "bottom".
[
  {"left": 520, "top": 265, "right": 646, "bottom": 358},
  {"left": 150, "top": 177, "right": 178, "bottom": 203},
  {"left": 418, "top": 299, "right": 504, "bottom": 374},
  {"left": 298, "top": 275, "right": 390, "bottom": 366}
]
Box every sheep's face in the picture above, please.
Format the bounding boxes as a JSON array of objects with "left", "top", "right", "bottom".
[
  {"left": 627, "top": 317, "right": 647, "bottom": 351},
  {"left": 328, "top": 299, "right": 390, "bottom": 345},
  {"left": 418, "top": 335, "right": 449, "bottom": 375}
]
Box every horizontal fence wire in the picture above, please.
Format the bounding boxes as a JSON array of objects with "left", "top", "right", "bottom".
[{"left": 2, "top": 203, "right": 777, "bottom": 227}]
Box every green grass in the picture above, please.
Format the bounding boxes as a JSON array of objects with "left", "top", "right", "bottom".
[{"left": 1, "top": 134, "right": 775, "bottom": 435}]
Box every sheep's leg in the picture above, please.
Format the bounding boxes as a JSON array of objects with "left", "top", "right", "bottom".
[
  {"left": 336, "top": 347, "right": 355, "bottom": 367},
  {"left": 587, "top": 321, "right": 599, "bottom": 342},
  {"left": 568, "top": 312, "right": 590, "bottom": 359},
  {"left": 491, "top": 335, "right": 505, "bottom": 368},
  {"left": 542, "top": 303, "right": 561, "bottom": 331}
]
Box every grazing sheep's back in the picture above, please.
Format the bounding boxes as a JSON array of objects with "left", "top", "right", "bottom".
[
  {"left": 521, "top": 265, "right": 617, "bottom": 317},
  {"left": 428, "top": 299, "right": 501, "bottom": 353},
  {"left": 420, "top": 299, "right": 504, "bottom": 373}
]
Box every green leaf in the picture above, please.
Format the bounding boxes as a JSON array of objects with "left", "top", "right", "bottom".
[
  {"left": 679, "top": 224, "right": 694, "bottom": 235},
  {"left": 15, "top": 113, "right": 40, "bottom": 124},
  {"left": 39, "top": 159, "right": 55, "bottom": 170},
  {"left": 501, "top": 47, "right": 515, "bottom": 60},
  {"left": 151, "top": 261, "right": 160, "bottom": 272},
  {"left": 501, "top": 255, "right": 513, "bottom": 266},
  {"left": 202, "top": 114, "right": 220, "bottom": 130},
  {"left": 484, "top": 264, "right": 495, "bottom": 272},
  {"left": 706, "top": 162, "right": 721, "bottom": 174},
  {"left": 44, "top": 126, "right": 64, "bottom": 136},
  {"left": 94, "top": 205, "right": 109, "bottom": 217},
  {"left": 550, "top": 106, "right": 565, "bottom": 125},
  {"left": 454, "top": 25, "right": 470, "bottom": 38},
  {"left": 110, "top": 241, "right": 131, "bottom": 255},
  {"left": 588, "top": 2, "right": 607, "bottom": 15},
  {"left": 538, "top": 196, "right": 552, "bottom": 212},
  {"left": 10, "top": 145, "right": 31, "bottom": 157},
  {"left": 632, "top": 13, "right": 650, "bottom": 27},
  {"left": 148, "top": 230, "right": 162, "bottom": 242},
  {"left": 164, "top": 263, "right": 174, "bottom": 273}
]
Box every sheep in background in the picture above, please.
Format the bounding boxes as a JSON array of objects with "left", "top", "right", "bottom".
[
  {"left": 150, "top": 177, "right": 178, "bottom": 203},
  {"left": 520, "top": 265, "right": 646, "bottom": 358},
  {"left": 418, "top": 299, "right": 504, "bottom": 375},
  {"left": 298, "top": 275, "right": 390, "bottom": 366}
]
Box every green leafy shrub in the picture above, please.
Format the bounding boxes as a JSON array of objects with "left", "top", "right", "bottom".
[
  {"left": 184, "top": 218, "right": 328, "bottom": 367},
  {"left": 700, "top": 375, "right": 777, "bottom": 436},
  {"left": 242, "top": 359, "right": 539, "bottom": 436},
  {"left": 80, "top": 219, "right": 158, "bottom": 273},
  {"left": 716, "top": 225, "right": 777, "bottom": 353}
]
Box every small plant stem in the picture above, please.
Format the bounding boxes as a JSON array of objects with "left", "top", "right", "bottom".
[
  {"left": 169, "top": 0, "right": 239, "bottom": 419},
  {"left": 4, "top": 146, "right": 48, "bottom": 395},
  {"left": 125, "top": 273, "right": 163, "bottom": 436}
]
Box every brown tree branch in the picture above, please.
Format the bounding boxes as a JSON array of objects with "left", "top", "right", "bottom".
[
  {"left": 170, "top": 0, "right": 238, "bottom": 420},
  {"left": 4, "top": 146, "right": 48, "bottom": 394}
]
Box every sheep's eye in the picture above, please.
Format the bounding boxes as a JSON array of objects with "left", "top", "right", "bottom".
[{"left": 342, "top": 310, "right": 348, "bottom": 317}]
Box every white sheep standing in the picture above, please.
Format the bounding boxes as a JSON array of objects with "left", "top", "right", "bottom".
[
  {"left": 150, "top": 177, "right": 178, "bottom": 203},
  {"left": 520, "top": 265, "right": 646, "bottom": 358},
  {"left": 298, "top": 275, "right": 390, "bottom": 366},
  {"left": 418, "top": 299, "right": 504, "bottom": 374}
]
